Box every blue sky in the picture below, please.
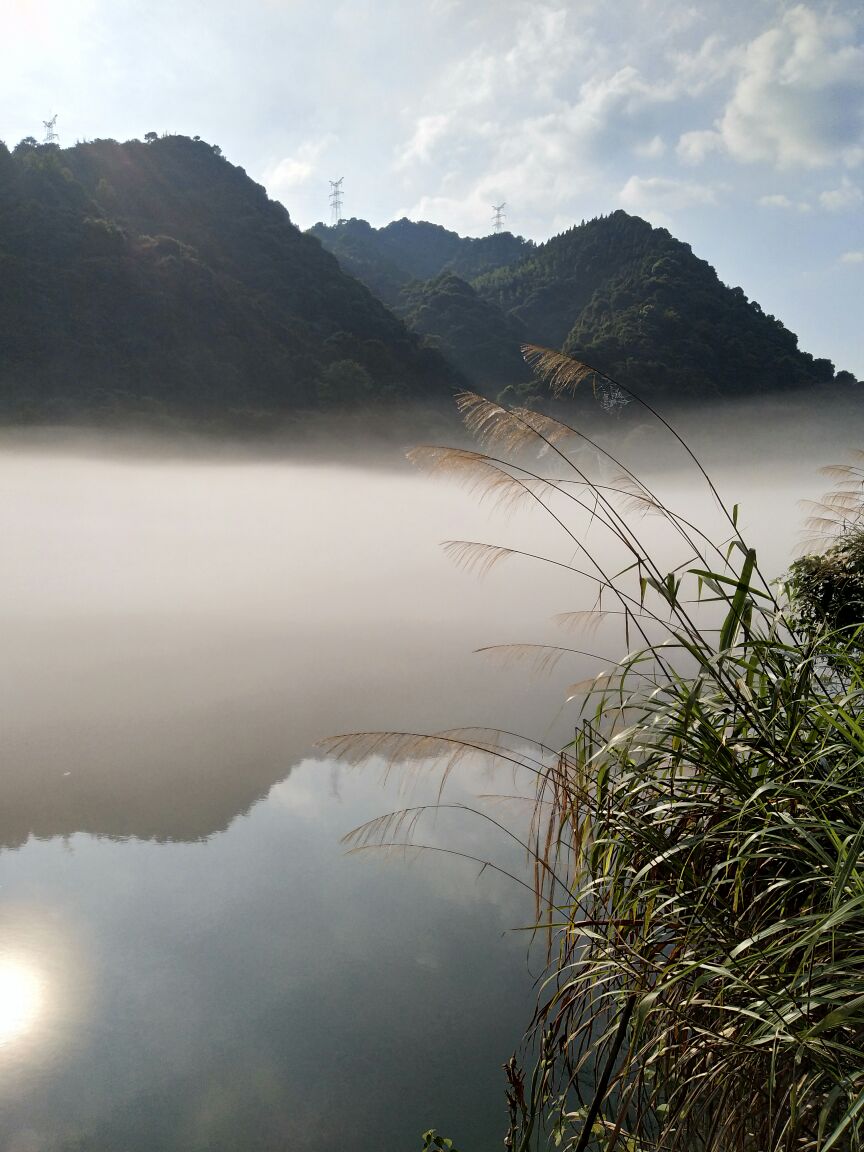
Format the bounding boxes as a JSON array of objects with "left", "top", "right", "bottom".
[{"left": 2, "top": 0, "right": 862, "bottom": 376}]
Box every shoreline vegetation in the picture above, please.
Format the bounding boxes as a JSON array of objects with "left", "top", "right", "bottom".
[{"left": 324, "top": 347, "right": 864, "bottom": 1152}]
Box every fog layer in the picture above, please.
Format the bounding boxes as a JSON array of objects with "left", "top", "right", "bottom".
[{"left": 1, "top": 397, "right": 859, "bottom": 847}]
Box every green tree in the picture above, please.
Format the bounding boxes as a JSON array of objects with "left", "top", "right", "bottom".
[{"left": 317, "top": 359, "right": 374, "bottom": 403}]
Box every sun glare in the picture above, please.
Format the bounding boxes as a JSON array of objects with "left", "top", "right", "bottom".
[{"left": 0, "top": 959, "right": 43, "bottom": 1045}]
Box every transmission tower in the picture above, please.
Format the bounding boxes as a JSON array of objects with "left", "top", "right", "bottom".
[
  {"left": 329, "top": 178, "right": 344, "bottom": 226},
  {"left": 43, "top": 115, "right": 59, "bottom": 146},
  {"left": 492, "top": 202, "right": 506, "bottom": 233}
]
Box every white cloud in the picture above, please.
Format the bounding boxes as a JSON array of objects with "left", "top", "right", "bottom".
[
  {"left": 819, "top": 177, "right": 863, "bottom": 211},
  {"left": 634, "top": 135, "right": 666, "bottom": 159},
  {"left": 669, "top": 32, "right": 737, "bottom": 94},
  {"left": 759, "top": 194, "right": 793, "bottom": 209},
  {"left": 758, "top": 193, "right": 811, "bottom": 212},
  {"left": 572, "top": 65, "right": 677, "bottom": 126},
  {"left": 717, "top": 5, "right": 864, "bottom": 169},
  {"left": 390, "top": 5, "right": 683, "bottom": 235},
  {"left": 618, "top": 175, "right": 718, "bottom": 225},
  {"left": 263, "top": 136, "right": 335, "bottom": 195},
  {"left": 396, "top": 115, "right": 451, "bottom": 168},
  {"left": 841, "top": 250, "right": 864, "bottom": 264},
  {"left": 677, "top": 129, "right": 722, "bottom": 165}
]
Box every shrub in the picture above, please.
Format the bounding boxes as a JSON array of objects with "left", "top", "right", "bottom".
[{"left": 790, "top": 463, "right": 864, "bottom": 639}]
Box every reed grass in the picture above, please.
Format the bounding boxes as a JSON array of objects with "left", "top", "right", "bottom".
[{"left": 323, "top": 348, "right": 864, "bottom": 1152}]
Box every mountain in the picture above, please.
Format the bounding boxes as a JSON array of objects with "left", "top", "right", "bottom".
[
  {"left": 0, "top": 135, "right": 459, "bottom": 424},
  {"left": 316, "top": 209, "right": 852, "bottom": 404},
  {"left": 399, "top": 273, "right": 533, "bottom": 392},
  {"left": 474, "top": 211, "right": 842, "bottom": 400},
  {"left": 309, "top": 218, "right": 535, "bottom": 392},
  {"left": 309, "top": 217, "right": 532, "bottom": 308},
  {"left": 1, "top": 136, "right": 852, "bottom": 426}
]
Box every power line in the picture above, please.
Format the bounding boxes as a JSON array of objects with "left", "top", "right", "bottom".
[
  {"left": 329, "top": 178, "right": 344, "bottom": 226},
  {"left": 492, "top": 202, "right": 506, "bottom": 233}
]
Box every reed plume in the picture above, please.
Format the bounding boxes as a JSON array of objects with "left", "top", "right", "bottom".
[{"left": 326, "top": 348, "right": 864, "bottom": 1152}]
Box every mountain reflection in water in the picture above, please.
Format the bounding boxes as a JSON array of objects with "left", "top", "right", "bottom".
[{"left": 0, "top": 401, "right": 861, "bottom": 1150}]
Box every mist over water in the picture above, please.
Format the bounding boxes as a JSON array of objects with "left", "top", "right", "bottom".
[{"left": 0, "top": 396, "right": 861, "bottom": 1150}]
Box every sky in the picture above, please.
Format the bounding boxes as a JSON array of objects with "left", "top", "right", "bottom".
[{"left": 2, "top": 0, "right": 863, "bottom": 376}]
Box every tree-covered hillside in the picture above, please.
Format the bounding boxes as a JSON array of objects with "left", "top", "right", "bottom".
[
  {"left": 1, "top": 137, "right": 852, "bottom": 424},
  {"left": 399, "top": 273, "right": 532, "bottom": 392},
  {"left": 309, "top": 217, "right": 531, "bottom": 308},
  {"left": 314, "top": 209, "right": 852, "bottom": 404},
  {"left": 0, "top": 135, "right": 458, "bottom": 422},
  {"left": 474, "top": 210, "right": 843, "bottom": 400}
]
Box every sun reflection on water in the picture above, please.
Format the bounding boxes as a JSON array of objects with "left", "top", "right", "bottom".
[{"left": 0, "top": 959, "right": 44, "bottom": 1046}]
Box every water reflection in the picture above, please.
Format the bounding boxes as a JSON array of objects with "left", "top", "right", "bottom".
[
  {"left": 0, "top": 450, "right": 582, "bottom": 849},
  {"left": 0, "top": 405, "right": 862, "bottom": 1149},
  {"left": 0, "top": 959, "right": 43, "bottom": 1046},
  {"left": 0, "top": 759, "right": 535, "bottom": 1152}
]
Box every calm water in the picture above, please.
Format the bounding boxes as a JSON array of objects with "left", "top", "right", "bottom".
[{"left": 0, "top": 407, "right": 859, "bottom": 1151}]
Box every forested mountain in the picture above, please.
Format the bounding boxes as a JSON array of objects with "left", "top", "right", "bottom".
[
  {"left": 316, "top": 209, "right": 853, "bottom": 403},
  {"left": 0, "top": 134, "right": 853, "bottom": 427},
  {"left": 310, "top": 217, "right": 534, "bottom": 393},
  {"left": 474, "top": 211, "right": 843, "bottom": 400},
  {"left": 0, "top": 135, "right": 458, "bottom": 423},
  {"left": 309, "top": 217, "right": 531, "bottom": 308},
  {"left": 399, "top": 273, "right": 533, "bottom": 391}
]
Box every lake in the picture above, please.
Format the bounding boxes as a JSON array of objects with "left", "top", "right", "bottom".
[{"left": 0, "top": 399, "right": 860, "bottom": 1151}]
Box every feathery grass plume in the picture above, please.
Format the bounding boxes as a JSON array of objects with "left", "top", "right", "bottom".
[
  {"left": 609, "top": 472, "right": 667, "bottom": 518},
  {"left": 407, "top": 445, "right": 549, "bottom": 514},
  {"left": 455, "top": 390, "right": 579, "bottom": 457},
  {"left": 552, "top": 610, "right": 613, "bottom": 636},
  {"left": 319, "top": 729, "right": 529, "bottom": 789},
  {"left": 475, "top": 643, "right": 604, "bottom": 677},
  {"left": 441, "top": 540, "right": 521, "bottom": 577},
  {"left": 329, "top": 350, "right": 864, "bottom": 1152},
  {"left": 522, "top": 345, "right": 765, "bottom": 581},
  {"left": 799, "top": 459, "right": 864, "bottom": 552},
  {"left": 455, "top": 391, "right": 555, "bottom": 455},
  {"left": 521, "top": 345, "right": 601, "bottom": 398}
]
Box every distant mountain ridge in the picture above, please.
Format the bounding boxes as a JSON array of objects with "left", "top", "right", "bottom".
[
  {"left": 0, "top": 132, "right": 854, "bottom": 428},
  {"left": 308, "top": 217, "right": 532, "bottom": 308},
  {"left": 0, "top": 134, "right": 459, "bottom": 423},
  {"left": 312, "top": 211, "right": 855, "bottom": 402}
]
